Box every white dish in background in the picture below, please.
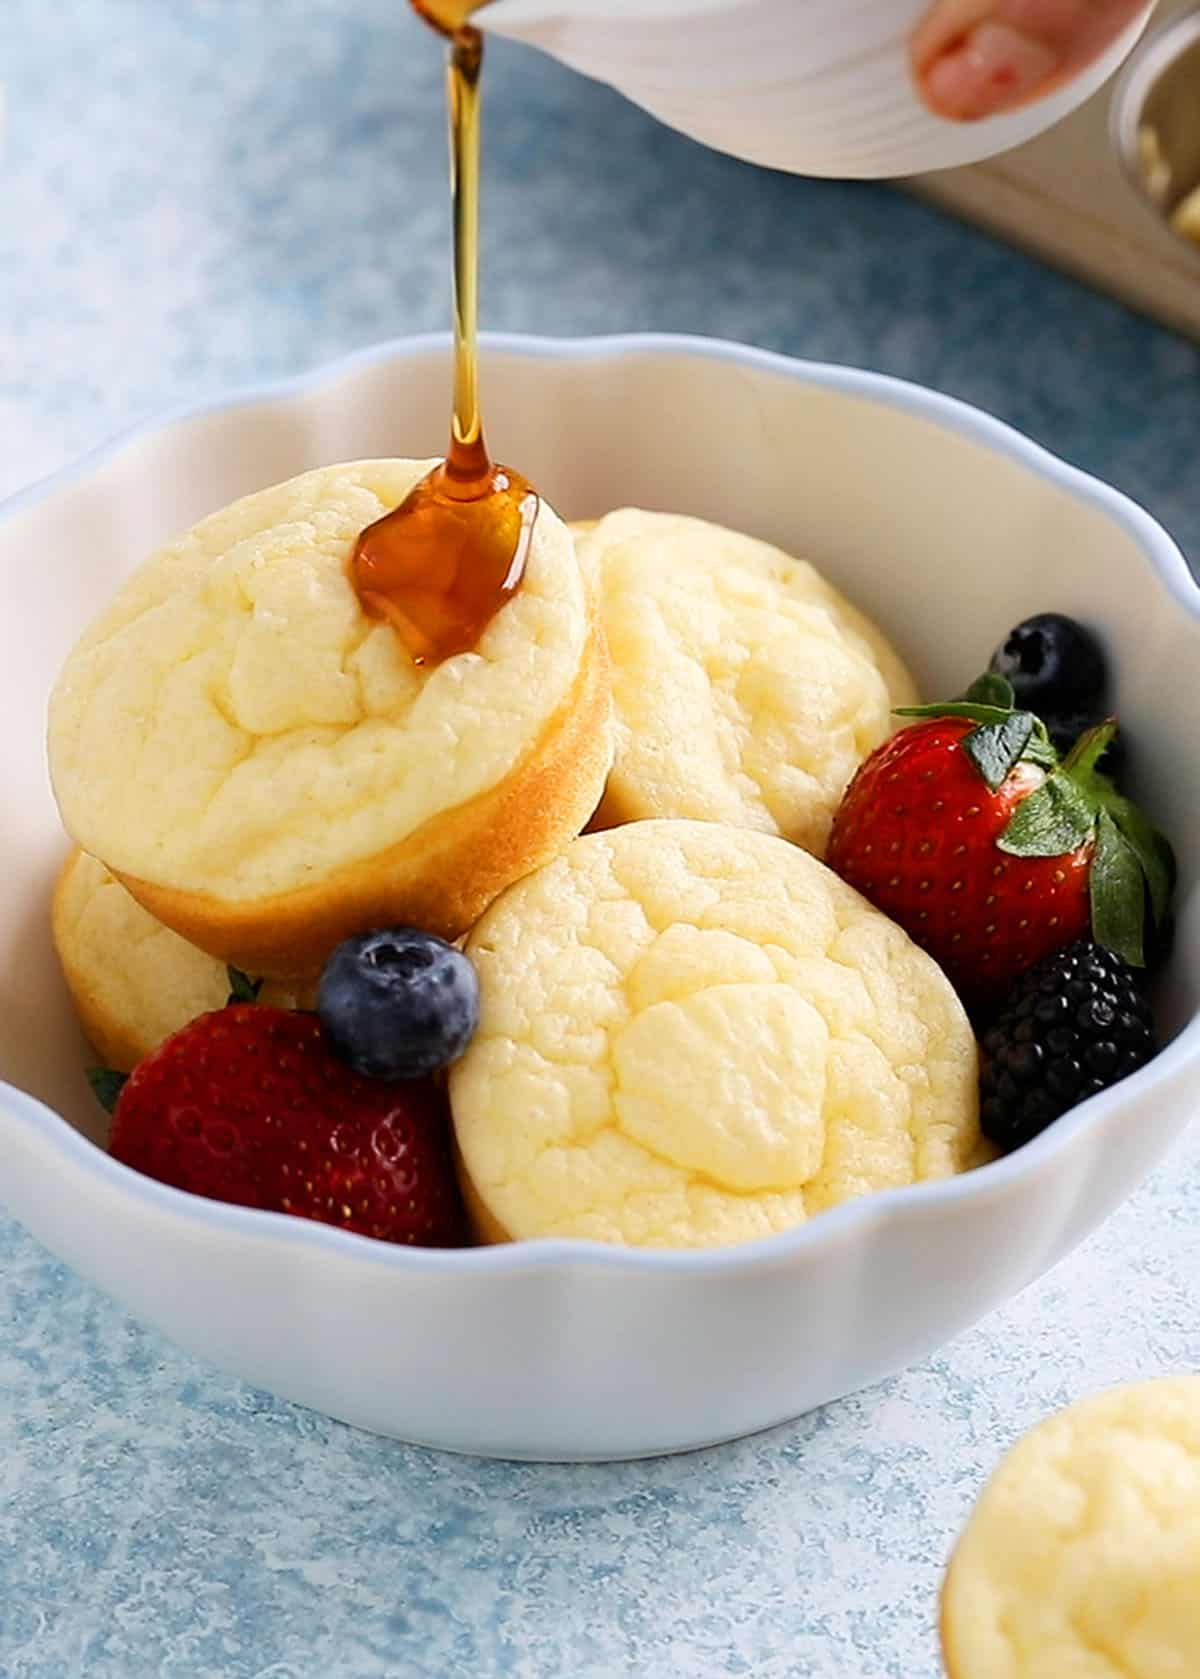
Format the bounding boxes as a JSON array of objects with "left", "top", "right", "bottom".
[
  {"left": 1, "top": 334, "right": 1196, "bottom": 1461},
  {"left": 482, "top": 0, "right": 1155, "bottom": 179}
]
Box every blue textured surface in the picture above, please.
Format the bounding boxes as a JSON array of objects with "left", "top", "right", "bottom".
[{"left": 1, "top": 3, "right": 1198, "bottom": 1676}]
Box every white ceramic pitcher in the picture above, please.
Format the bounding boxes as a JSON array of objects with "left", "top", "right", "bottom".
[{"left": 479, "top": 0, "right": 1156, "bottom": 178}]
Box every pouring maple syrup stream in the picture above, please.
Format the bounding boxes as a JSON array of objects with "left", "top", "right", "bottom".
[{"left": 352, "top": 0, "right": 537, "bottom": 666}]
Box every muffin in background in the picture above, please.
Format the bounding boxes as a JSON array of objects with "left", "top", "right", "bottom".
[{"left": 942, "top": 1375, "right": 1200, "bottom": 1679}]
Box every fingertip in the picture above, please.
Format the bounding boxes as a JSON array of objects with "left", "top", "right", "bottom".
[{"left": 918, "top": 21, "right": 1062, "bottom": 121}]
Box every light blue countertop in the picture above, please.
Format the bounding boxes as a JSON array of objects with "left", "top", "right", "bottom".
[{"left": 2, "top": 3, "right": 1198, "bottom": 1676}]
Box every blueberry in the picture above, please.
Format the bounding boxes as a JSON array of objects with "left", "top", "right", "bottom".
[
  {"left": 989, "top": 613, "right": 1108, "bottom": 716},
  {"left": 318, "top": 928, "right": 480, "bottom": 1081}
]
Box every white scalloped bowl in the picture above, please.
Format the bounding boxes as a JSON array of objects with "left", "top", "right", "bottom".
[{"left": 2, "top": 335, "right": 1197, "bottom": 1461}]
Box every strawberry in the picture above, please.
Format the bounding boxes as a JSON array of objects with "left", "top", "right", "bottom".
[
  {"left": 107, "top": 1005, "right": 466, "bottom": 1247},
  {"left": 827, "top": 674, "right": 1174, "bottom": 1005}
]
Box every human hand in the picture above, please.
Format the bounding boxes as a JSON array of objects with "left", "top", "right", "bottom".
[{"left": 913, "top": 0, "right": 1150, "bottom": 120}]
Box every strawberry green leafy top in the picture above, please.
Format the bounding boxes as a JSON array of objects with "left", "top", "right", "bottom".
[{"left": 896, "top": 674, "right": 1174, "bottom": 969}]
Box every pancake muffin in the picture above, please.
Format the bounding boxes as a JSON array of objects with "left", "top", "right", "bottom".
[
  {"left": 53, "top": 850, "right": 310, "bottom": 1071},
  {"left": 450, "top": 819, "right": 981, "bottom": 1250},
  {"left": 942, "top": 1375, "right": 1200, "bottom": 1679},
  {"left": 579, "top": 509, "right": 918, "bottom": 855},
  {"left": 48, "top": 461, "right": 611, "bottom": 977}
]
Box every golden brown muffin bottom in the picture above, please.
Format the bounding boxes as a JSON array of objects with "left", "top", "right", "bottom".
[{"left": 116, "top": 611, "right": 611, "bottom": 979}]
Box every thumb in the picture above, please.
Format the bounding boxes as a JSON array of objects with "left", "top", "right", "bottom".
[{"left": 912, "top": 0, "right": 1151, "bottom": 122}]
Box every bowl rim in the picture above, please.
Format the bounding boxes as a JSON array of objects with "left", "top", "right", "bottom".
[{"left": 3, "top": 328, "right": 1198, "bottom": 1279}]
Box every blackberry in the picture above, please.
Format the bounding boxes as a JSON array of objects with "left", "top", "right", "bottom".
[{"left": 979, "top": 941, "right": 1157, "bottom": 1154}]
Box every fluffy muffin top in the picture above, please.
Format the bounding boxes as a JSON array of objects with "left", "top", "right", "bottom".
[
  {"left": 49, "top": 460, "right": 590, "bottom": 901},
  {"left": 943, "top": 1376, "right": 1200, "bottom": 1679},
  {"left": 581, "top": 509, "right": 918, "bottom": 854},
  {"left": 53, "top": 850, "right": 308, "bottom": 1069},
  {"left": 452, "top": 819, "right": 982, "bottom": 1250}
]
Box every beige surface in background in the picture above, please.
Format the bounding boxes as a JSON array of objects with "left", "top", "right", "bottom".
[{"left": 906, "top": 0, "right": 1200, "bottom": 342}]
